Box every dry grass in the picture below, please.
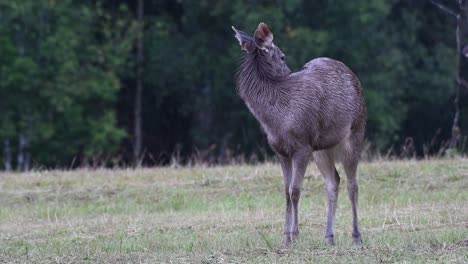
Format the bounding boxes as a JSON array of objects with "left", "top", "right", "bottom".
[{"left": 0, "top": 159, "right": 467, "bottom": 263}]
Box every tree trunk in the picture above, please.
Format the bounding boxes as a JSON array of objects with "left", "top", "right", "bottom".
[
  {"left": 430, "top": 1, "right": 466, "bottom": 151},
  {"left": 134, "top": 0, "right": 144, "bottom": 165},
  {"left": 17, "top": 133, "right": 25, "bottom": 171},
  {"left": 3, "top": 139, "right": 12, "bottom": 171},
  {"left": 17, "top": 133, "right": 31, "bottom": 171},
  {"left": 449, "top": 0, "right": 465, "bottom": 149}
]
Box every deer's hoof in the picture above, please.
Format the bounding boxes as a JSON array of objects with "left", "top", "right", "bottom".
[
  {"left": 281, "top": 232, "right": 299, "bottom": 249},
  {"left": 325, "top": 235, "right": 335, "bottom": 245},
  {"left": 290, "top": 231, "right": 299, "bottom": 242},
  {"left": 281, "top": 237, "right": 293, "bottom": 249},
  {"left": 352, "top": 234, "right": 362, "bottom": 247}
]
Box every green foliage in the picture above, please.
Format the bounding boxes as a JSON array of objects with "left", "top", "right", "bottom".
[
  {"left": 146, "top": 0, "right": 462, "bottom": 157},
  {"left": 0, "top": 0, "right": 135, "bottom": 167},
  {"left": 0, "top": 0, "right": 466, "bottom": 167}
]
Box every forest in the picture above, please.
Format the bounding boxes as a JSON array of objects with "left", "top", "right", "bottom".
[{"left": 0, "top": 0, "right": 467, "bottom": 169}]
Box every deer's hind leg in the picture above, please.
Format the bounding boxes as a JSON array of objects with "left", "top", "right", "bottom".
[
  {"left": 343, "top": 157, "right": 362, "bottom": 246},
  {"left": 313, "top": 150, "right": 340, "bottom": 245}
]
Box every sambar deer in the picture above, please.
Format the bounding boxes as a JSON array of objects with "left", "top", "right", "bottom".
[{"left": 232, "top": 22, "right": 367, "bottom": 247}]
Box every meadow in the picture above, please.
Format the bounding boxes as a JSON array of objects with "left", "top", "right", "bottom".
[{"left": 0, "top": 159, "right": 467, "bottom": 263}]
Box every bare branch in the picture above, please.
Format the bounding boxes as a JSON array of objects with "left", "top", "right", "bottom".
[{"left": 429, "top": 0, "right": 458, "bottom": 16}]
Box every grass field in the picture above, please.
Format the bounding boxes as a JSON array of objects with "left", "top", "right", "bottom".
[{"left": 0, "top": 159, "right": 467, "bottom": 263}]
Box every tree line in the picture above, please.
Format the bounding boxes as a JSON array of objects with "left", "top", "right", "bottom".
[{"left": 0, "top": 0, "right": 467, "bottom": 170}]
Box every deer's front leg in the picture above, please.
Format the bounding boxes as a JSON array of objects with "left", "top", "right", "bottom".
[
  {"left": 278, "top": 155, "right": 293, "bottom": 248},
  {"left": 288, "top": 148, "right": 311, "bottom": 245}
]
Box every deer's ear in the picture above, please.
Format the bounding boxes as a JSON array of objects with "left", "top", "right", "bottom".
[
  {"left": 254, "top": 22, "right": 273, "bottom": 50},
  {"left": 232, "top": 26, "right": 252, "bottom": 52}
]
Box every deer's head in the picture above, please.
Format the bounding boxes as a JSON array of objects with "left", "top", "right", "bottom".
[{"left": 232, "top": 22, "right": 291, "bottom": 78}]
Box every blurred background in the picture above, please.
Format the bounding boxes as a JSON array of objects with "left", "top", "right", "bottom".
[{"left": 0, "top": 0, "right": 467, "bottom": 170}]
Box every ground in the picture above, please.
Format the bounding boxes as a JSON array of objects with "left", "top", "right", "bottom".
[{"left": 0, "top": 159, "right": 467, "bottom": 263}]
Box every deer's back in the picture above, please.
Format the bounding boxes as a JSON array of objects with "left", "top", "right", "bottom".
[
  {"left": 279, "top": 57, "right": 366, "bottom": 151},
  {"left": 293, "top": 57, "right": 364, "bottom": 120}
]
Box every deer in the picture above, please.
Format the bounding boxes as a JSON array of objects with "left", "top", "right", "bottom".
[{"left": 231, "top": 22, "right": 367, "bottom": 248}]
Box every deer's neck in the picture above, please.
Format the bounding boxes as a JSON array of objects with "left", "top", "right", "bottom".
[
  {"left": 238, "top": 57, "right": 289, "bottom": 103},
  {"left": 237, "top": 58, "right": 290, "bottom": 128}
]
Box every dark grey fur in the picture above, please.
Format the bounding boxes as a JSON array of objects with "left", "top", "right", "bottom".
[{"left": 232, "top": 23, "right": 367, "bottom": 248}]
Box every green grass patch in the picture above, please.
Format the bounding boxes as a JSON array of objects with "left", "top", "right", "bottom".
[{"left": 0, "top": 159, "right": 467, "bottom": 263}]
